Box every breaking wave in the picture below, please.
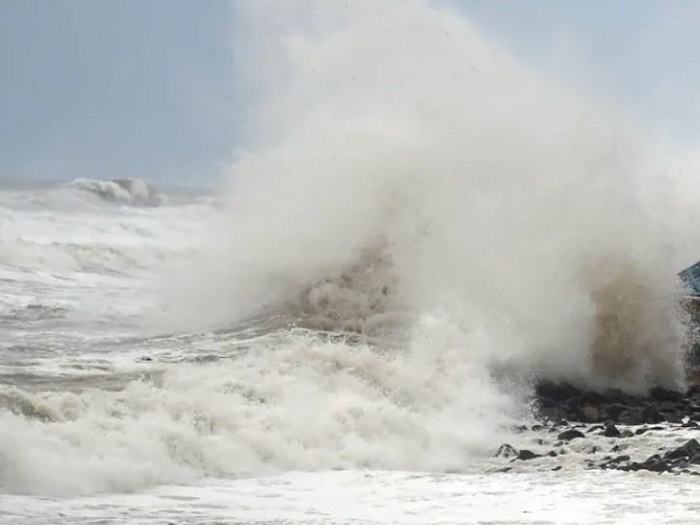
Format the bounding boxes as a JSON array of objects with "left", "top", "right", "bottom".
[
  {"left": 171, "top": 0, "right": 689, "bottom": 393},
  {"left": 68, "top": 177, "right": 167, "bottom": 207}
]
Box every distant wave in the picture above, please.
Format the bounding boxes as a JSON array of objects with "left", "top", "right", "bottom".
[{"left": 67, "top": 177, "right": 167, "bottom": 207}]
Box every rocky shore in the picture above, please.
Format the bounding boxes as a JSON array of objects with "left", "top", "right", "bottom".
[{"left": 494, "top": 381, "right": 700, "bottom": 475}]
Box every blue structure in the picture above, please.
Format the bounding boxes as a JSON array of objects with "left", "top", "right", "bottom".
[{"left": 679, "top": 260, "right": 700, "bottom": 295}]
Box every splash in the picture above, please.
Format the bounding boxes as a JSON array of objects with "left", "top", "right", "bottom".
[{"left": 165, "top": 0, "right": 691, "bottom": 392}]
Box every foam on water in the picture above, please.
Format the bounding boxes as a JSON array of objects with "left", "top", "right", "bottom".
[
  {"left": 4, "top": 470, "right": 700, "bottom": 524},
  {"left": 0, "top": 326, "right": 520, "bottom": 495}
]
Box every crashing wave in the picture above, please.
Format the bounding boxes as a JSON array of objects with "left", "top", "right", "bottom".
[{"left": 68, "top": 178, "right": 167, "bottom": 207}]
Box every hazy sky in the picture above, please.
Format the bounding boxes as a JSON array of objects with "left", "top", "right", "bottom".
[{"left": 2, "top": 1, "right": 700, "bottom": 185}]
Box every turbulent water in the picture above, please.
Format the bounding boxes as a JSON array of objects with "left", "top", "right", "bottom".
[{"left": 5, "top": 1, "right": 700, "bottom": 523}]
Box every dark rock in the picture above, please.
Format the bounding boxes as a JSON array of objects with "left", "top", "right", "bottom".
[
  {"left": 642, "top": 405, "right": 664, "bottom": 424},
  {"left": 603, "top": 421, "right": 621, "bottom": 438},
  {"left": 517, "top": 449, "right": 542, "bottom": 461},
  {"left": 635, "top": 425, "right": 665, "bottom": 435},
  {"left": 623, "top": 454, "right": 670, "bottom": 473},
  {"left": 650, "top": 387, "right": 684, "bottom": 403},
  {"left": 547, "top": 450, "right": 558, "bottom": 457},
  {"left": 565, "top": 397, "right": 581, "bottom": 413},
  {"left": 618, "top": 409, "right": 644, "bottom": 426},
  {"left": 601, "top": 404, "right": 627, "bottom": 421},
  {"left": 557, "top": 429, "right": 585, "bottom": 441},
  {"left": 620, "top": 429, "right": 634, "bottom": 438},
  {"left": 536, "top": 382, "right": 581, "bottom": 402},
  {"left": 659, "top": 410, "right": 683, "bottom": 424},
  {"left": 531, "top": 424, "right": 544, "bottom": 431},
  {"left": 601, "top": 455, "right": 630, "bottom": 469},
  {"left": 512, "top": 425, "right": 528, "bottom": 433},
  {"left": 551, "top": 466, "right": 562, "bottom": 471},
  {"left": 581, "top": 391, "right": 604, "bottom": 405},
  {"left": 682, "top": 420, "right": 699, "bottom": 429},
  {"left": 495, "top": 444, "right": 518, "bottom": 459},
  {"left": 606, "top": 389, "right": 631, "bottom": 404},
  {"left": 664, "top": 439, "right": 700, "bottom": 461},
  {"left": 587, "top": 425, "right": 604, "bottom": 433},
  {"left": 658, "top": 400, "right": 681, "bottom": 412},
  {"left": 641, "top": 455, "right": 672, "bottom": 473}
]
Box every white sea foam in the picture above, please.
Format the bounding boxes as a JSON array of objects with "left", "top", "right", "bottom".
[{"left": 0, "top": 326, "right": 519, "bottom": 496}]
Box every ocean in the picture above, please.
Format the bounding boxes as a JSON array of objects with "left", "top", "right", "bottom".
[
  {"left": 0, "top": 174, "right": 697, "bottom": 524},
  {"left": 5, "top": 1, "right": 700, "bottom": 523}
]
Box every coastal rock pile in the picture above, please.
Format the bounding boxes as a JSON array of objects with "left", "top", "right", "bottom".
[
  {"left": 493, "top": 382, "right": 700, "bottom": 475},
  {"left": 534, "top": 382, "right": 700, "bottom": 426}
]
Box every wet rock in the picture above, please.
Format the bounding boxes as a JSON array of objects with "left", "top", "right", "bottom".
[
  {"left": 606, "top": 389, "right": 632, "bottom": 404},
  {"left": 664, "top": 439, "right": 700, "bottom": 461},
  {"left": 536, "top": 382, "right": 581, "bottom": 402},
  {"left": 658, "top": 400, "right": 682, "bottom": 412},
  {"left": 587, "top": 424, "right": 604, "bottom": 433},
  {"left": 495, "top": 444, "right": 518, "bottom": 459},
  {"left": 642, "top": 405, "right": 664, "bottom": 424},
  {"left": 601, "top": 404, "right": 627, "bottom": 421},
  {"left": 635, "top": 425, "right": 664, "bottom": 436},
  {"left": 620, "top": 429, "right": 634, "bottom": 438},
  {"left": 617, "top": 409, "right": 644, "bottom": 426},
  {"left": 517, "top": 449, "right": 541, "bottom": 461},
  {"left": 650, "top": 387, "right": 685, "bottom": 403},
  {"left": 665, "top": 414, "right": 684, "bottom": 425},
  {"left": 551, "top": 466, "right": 562, "bottom": 471},
  {"left": 623, "top": 454, "right": 670, "bottom": 473},
  {"left": 557, "top": 429, "right": 585, "bottom": 441},
  {"left": 603, "top": 421, "right": 621, "bottom": 438},
  {"left": 600, "top": 455, "right": 630, "bottom": 469}
]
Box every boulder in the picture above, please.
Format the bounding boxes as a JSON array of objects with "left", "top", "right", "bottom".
[{"left": 557, "top": 429, "right": 585, "bottom": 441}]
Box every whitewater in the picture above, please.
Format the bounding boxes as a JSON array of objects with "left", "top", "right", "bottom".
[{"left": 4, "top": 1, "right": 700, "bottom": 523}]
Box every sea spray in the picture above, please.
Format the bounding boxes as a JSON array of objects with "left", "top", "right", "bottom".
[{"left": 172, "top": 0, "right": 685, "bottom": 390}]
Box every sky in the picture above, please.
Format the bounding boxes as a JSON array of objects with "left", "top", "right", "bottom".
[{"left": 1, "top": 0, "right": 700, "bottom": 185}]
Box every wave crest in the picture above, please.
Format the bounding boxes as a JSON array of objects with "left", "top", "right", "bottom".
[{"left": 68, "top": 177, "right": 167, "bottom": 207}]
